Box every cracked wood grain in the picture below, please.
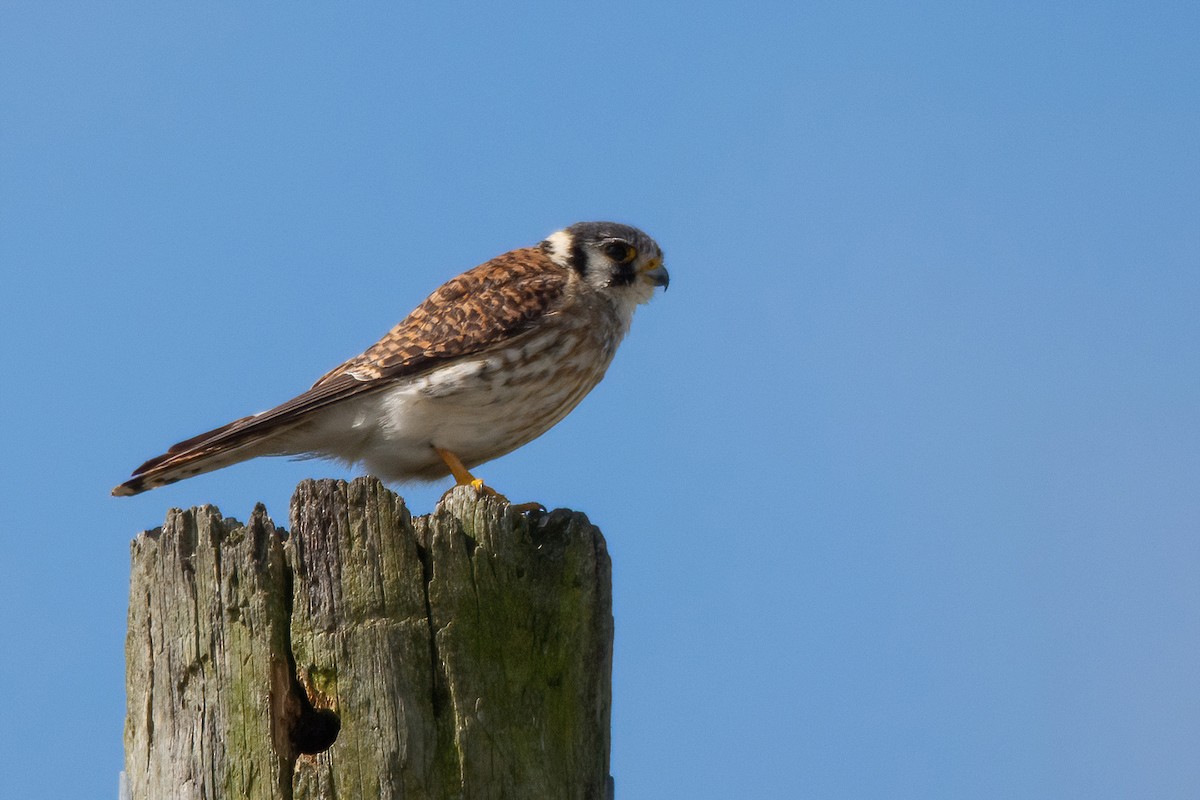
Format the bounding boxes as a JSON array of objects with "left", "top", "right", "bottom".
[{"left": 124, "top": 477, "right": 614, "bottom": 800}]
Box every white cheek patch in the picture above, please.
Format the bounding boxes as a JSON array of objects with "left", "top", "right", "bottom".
[{"left": 543, "top": 230, "right": 574, "bottom": 267}]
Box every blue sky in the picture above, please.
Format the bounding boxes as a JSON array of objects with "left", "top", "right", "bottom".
[{"left": 2, "top": 2, "right": 1198, "bottom": 797}]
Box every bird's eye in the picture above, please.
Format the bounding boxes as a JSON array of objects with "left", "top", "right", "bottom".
[{"left": 603, "top": 240, "right": 637, "bottom": 264}]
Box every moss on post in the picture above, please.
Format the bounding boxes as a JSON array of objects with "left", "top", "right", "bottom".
[{"left": 124, "top": 477, "right": 614, "bottom": 800}]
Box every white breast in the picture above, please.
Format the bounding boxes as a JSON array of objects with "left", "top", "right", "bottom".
[{"left": 293, "top": 302, "right": 628, "bottom": 482}]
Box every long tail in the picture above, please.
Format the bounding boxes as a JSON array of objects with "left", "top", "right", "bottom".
[
  {"left": 112, "top": 373, "right": 374, "bottom": 496},
  {"left": 112, "top": 415, "right": 287, "bottom": 496}
]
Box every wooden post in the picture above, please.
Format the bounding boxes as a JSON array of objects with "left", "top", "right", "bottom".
[{"left": 124, "top": 477, "right": 614, "bottom": 799}]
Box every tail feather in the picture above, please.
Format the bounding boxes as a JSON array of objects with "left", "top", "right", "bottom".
[
  {"left": 112, "top": 372, "right": 374, "bottom": 497},
  {"left": 112, "top": 414, "right": 285, "bottom": 496}
]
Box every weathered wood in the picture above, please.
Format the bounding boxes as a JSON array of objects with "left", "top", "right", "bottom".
[{"left": 124, "top": 477, "right": 614, "bottom": 799}]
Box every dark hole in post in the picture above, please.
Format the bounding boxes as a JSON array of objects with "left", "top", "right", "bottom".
[
  {"left": 291, "top": 707, "right": 341, "bottom": 755},
  {"left": 279, "top": 550, "right": 341, "bottom": 757}
]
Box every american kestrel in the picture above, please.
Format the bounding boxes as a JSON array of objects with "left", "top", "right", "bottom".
[{"left": 112, "top": 222, "right": 668, "bottom": 497}]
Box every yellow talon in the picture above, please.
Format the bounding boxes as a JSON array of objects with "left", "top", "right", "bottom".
[{"left": 433, "top": 446, "right": 542, "bottom": 511}]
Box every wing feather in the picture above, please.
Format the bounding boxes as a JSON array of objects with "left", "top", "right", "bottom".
[
  {"left": 112, "top": 247, "right": 569, "bottom": 495},
  {"left": 313, "top": 247, "right": 569, "bottom": 385}
]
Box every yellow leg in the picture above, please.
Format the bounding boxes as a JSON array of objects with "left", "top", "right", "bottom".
[
  {"left": 432, "top": 447, "right": 544, "bottom": 512},
  {"left": 434, "top": 447, "right": 486, "bottom": 490}
]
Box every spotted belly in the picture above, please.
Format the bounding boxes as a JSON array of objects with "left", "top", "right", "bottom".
[{"left": 318, "top": 322, "right": 620, "bottom": 481}]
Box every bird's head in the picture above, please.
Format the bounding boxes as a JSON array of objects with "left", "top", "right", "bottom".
[{"left": 541, "top": 221, "right": 669, "bottom": 306}]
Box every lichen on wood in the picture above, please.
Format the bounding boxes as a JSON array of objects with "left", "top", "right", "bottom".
[{"left": 124, "top": 477, "right": 614, "bottom": 800}]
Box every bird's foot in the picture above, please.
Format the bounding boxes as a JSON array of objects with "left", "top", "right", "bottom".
[
  {"left": 467, "top": 479, "right": 545, "bottom": 513},
  {"left": 435, "top": 447, "right": 544, "bottom": 512},
  {"left": 438, "top": 479, "right": 544, "bottom": 513}
]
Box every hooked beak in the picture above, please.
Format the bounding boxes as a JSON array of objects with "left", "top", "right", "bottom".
[{"left": 640, "top": 258, "right": 670, "bottom": 290}]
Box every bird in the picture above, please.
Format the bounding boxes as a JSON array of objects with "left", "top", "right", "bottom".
[{"left": 112, "top": 221, "right": 668, "bottom": 498}]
